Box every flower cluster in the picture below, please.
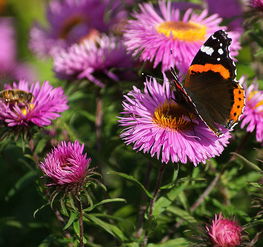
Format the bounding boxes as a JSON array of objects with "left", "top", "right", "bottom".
[
  {"left": 30, "top": 0, "right": 125, "bottom": 57},
  {"left": 30, "top": 0, "right": 133, "bottom": 86}
]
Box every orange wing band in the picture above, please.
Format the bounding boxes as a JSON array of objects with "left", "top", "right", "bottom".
[
  {"left": 190, "top": 64, "right": 230, "bottom": 79},
  {"left": 229, "top": 85, "right": 245, "bottom": 122}
]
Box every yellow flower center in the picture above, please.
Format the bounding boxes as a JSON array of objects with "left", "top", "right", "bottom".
[
  {"left": 249, "top": 90, "right": 263, "bottom": 110},
  {"left": 59, "top": 16, "right": 85, "bottom": 39},
  {"left": 21, "top": 103, "right": 35, "bottom": 116},
  {"left": 156, "top": 21, "right": 207, "bottom": 42},
  {"left": 153, "top": 101, "right": 196, "bottom": 131}
]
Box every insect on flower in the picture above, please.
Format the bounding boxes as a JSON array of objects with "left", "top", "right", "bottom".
[{"left": 0, "top": 89, "right": 34, "bottom": 104}]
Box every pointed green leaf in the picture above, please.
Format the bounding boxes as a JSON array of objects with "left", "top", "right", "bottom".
[
  {"left": 148, "top": 238, "right": 189, "bottom": 247},
  {"left": 231, "top": 152, "right": 262, "bottom": 172},
  {"left": 5, "top": 170, "right": 37, "bottom": 200},
  {"left": 167, "top": 206, "right": 197, "bottom": 224},
  {"left": 107, "top": 171, "right": 153, "bottom": 199},
  {"left": 33, "top": 203, "right": 49, "bottom": 218},
  {"left": 64, "top": 211, "right": 78, "bottom": 230},
  {"left": 86, "top": 214, "right": 127, "bottom": 241},
  {"left": 84, "top": 198, "right": 126, "bottom": 212}
]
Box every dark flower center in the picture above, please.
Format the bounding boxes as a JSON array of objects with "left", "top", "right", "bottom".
[{"left": 153, "top": 100, "right": 196, "bottom": 131}]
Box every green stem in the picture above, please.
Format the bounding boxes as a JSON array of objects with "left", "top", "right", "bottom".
[
  {"left": 77, "top": 196, "right": 84, "bottom": 247},
  {"left": 142, "top": 164, "right": 166, "bottom": 246}
]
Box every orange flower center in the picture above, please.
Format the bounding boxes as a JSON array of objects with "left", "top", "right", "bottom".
[
  {"left": 153, "top": 100, "right": 196, "bottom": 131},
  {"left": 156, "top": 21, "right": 207, "bottom": 42},
  {"left": 0, "top": 0, "right": 6, "bottom": 13}
]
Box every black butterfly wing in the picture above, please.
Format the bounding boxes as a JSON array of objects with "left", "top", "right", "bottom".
[{"left": 182, "top": 30, "right": 238, "bottom": 136}]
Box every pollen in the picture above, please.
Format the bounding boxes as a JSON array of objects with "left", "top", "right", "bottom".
[
  {"left": 249, "top": 90, "right": 263, "bottom": 110},
  {"left": 79, "top": 29, "right": 100, "bottom": 43},
  {"left": 21, "top": 103, "right": 35, "bottom": 116},
  {"left": 156, "top": 21, "right": 207, "bottom": 42},
  {"left": 153, "top": 101, "right": 196, "bottom": 131}
]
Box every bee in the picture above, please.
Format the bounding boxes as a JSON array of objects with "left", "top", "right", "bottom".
[{"left": 0, "top": 89, "right": 34, "bottom": 104}]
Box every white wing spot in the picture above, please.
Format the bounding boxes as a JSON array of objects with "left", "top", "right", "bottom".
[
  {"left": 218, "top": 48, "right": 224, "bottom": 55},
  {"left": 217, "top": 58, "right": 221, "bottom": 61},
  {"left": 220, "top": 43, "right": 223, "bottom": 47},
  {"left": 201, "top": 45, "right": 214, "bottom": 56},
  {"left": 212, "top": 35, "right": 216, "bottom": 40}
]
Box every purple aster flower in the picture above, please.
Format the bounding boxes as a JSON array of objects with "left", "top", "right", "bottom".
[
  {"left": 30, "top": 0, "right": 125, "bottom": 57},
  {"left": 40, "top": 141, "right": 91, "bottom": 186},
  {"left": 0, "top": 18, "right": 35, "bottom": 82},
  {"left": 240, "top": 82, "right": 263, "bottom": 143},
  {"left": 0, "top": 18, "right": 16, "bottom": 72},
  {"left": 0, "top": 80, "right": 68, "bottom": 127},
  {"left": 53, "top": 34, "right": 133, "bottom": 87},
  {"left": 119, "top": 77, "right": 231, "bottom": 166},
  {"left": 205, "top": 0, "right": 244, "bottom": 32},
  {"left": 123, "top": 1, "right": 241, "bottom": 73}
]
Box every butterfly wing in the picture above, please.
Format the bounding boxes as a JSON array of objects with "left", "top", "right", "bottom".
[{"left": 182, "top": 30, "right": 245, "bottom": 136}]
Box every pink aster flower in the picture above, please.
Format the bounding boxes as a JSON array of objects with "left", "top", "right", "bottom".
[
  {"left": 40, "top": 141, "right": 91, "bottom": 186},
  {"left": 119, "top": 77, "right": 231, "bottom": 166},
  {"left": 123, "top": 1, "right": 241, "bottom": 73},
  {"left": 241, "top": 82, "right": 263, "bottom": 143},
  {"left": 206, "top": 214, "right": 242, "bottom": 247},
  {"left": 250, "top": 0, "right": 263, "bottom": 10},
  {"left": 30, "top": 0, "right": 125, "bottom": 57},
  {"left": 0, "top": 80, "right": 68, "bottom": 127},
  {"left": 53, "top": 35, "right": 132, "bottom": 87}
]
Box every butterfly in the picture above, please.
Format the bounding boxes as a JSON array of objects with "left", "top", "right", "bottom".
[{"left": 171, "top": 30, "right": 245, "bottom": 137}]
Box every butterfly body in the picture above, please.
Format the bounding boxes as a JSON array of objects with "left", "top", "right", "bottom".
[{"left": 172, "top": 30, "right": 245, "bottom": 136}]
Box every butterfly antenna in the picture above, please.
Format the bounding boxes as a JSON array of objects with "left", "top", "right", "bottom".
[{"left": 142, "top": 73, "right": 163, "bottom": 83}]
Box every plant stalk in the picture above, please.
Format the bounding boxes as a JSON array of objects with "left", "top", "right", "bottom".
[{"left": 77, "top": 196, "right": 84, "bottom": 247}]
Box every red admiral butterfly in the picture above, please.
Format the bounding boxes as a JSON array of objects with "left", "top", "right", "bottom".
[{"left": 172, "top": 30, "right": 245, "bottom": 137}]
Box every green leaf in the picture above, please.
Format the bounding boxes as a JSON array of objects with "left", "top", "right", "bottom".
[
  {"left": 122, "top": 243, "right": 140, "bottom": 247},
  {"left": 166, "top": 206, "right": 197, "bottom": 224},
  {"left": 64, "top": 211, "right": 78, "bottom": 230},
  {"left": 5, "top": 170, "right": 37, "bottom": 200},
  {"left": 107, "top": 171, "right": 153, "bottom": 199},
  {"left": 78, "top": 110, "right": 96, "bottom": 122},
  {"left": 161, "top": 167, "right": 179, "bottom": 190},
  {"left": 33, "top": 203, "right": 49, "bottom": 218},
  {"left": 148, "top": 238, "right": 189, "bottom": 247},
  {"left": 231, "top": 152, "right": 262, "bottom": 172},
  {"left": 34, "top": 138, "right": 47, "bottom": 154},
  {"left": 152, "top": 180, "right": 190, "bottom": 216},
  {"left": 60, "top": 198, "right": 69, "bottom": 217},
  {"left": 86, "top": 214, "right": 127, "bottom": 241},
  {"left": 84, "top": 198, "right": 126, "bottom": 212}
]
